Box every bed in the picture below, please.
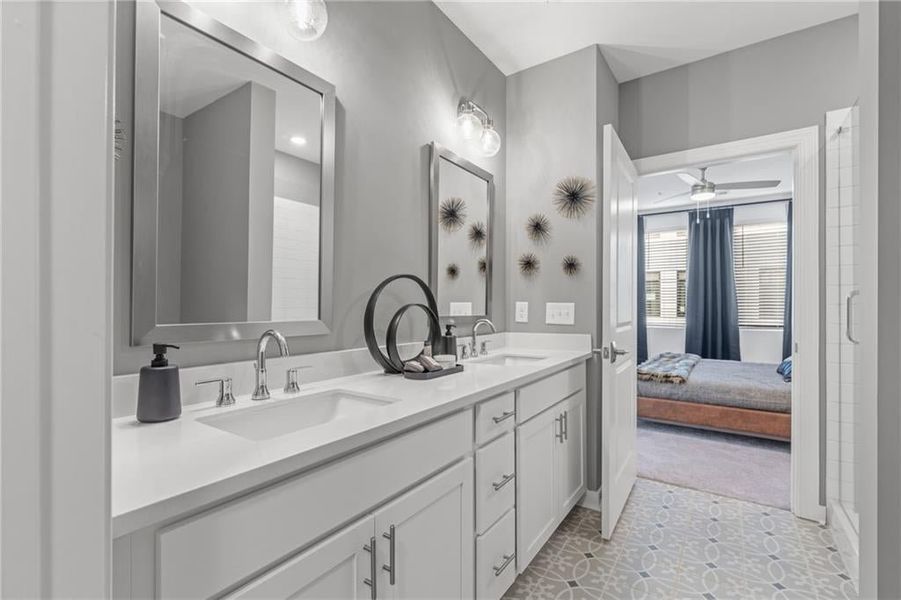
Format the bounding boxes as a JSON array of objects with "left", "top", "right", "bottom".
[{"left": 637, "top": 358, "right": 792, "bottom": 441}]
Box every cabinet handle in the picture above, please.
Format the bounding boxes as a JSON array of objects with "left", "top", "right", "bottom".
[
  {"left": 493, "top": 552, "right": 516, "bottom": 577},
  {"left": 382, "top": 525, "right": 396, "bottom": 585},
  {"left": 492, "top": 409, "right": 515, "bottom": 424},
  {"left": 555, "top": 414, "right": 564, "bottom": 442},
  {"left": 492, "top": 472, "right": 515, "bottom": 491},
  {"left": 563, "top": 410, "right": 569, "bottom": 441},
  {"left": 363, "top": 537, "right": 377, "bottom": 600}
]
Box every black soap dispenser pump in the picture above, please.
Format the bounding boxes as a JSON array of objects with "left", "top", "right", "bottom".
[{"left": 137, "top": 344, "right": 182, "bottom": 423}]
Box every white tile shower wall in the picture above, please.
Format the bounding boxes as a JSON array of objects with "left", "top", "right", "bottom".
[{"left": 824, "top": 106, "right": 860, "bottom": 589}]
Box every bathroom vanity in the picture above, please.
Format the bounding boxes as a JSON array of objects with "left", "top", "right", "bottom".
[{"left": 111, "top": 337, "right": 590, "bottom": 599}]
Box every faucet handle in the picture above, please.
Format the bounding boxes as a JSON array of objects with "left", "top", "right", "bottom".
[
  {"left": 458, "top": 343, "right": 470, "bottom": 360},
  {"left": 195, "top": 377, "right": 236, "bottom": 407},
  {"left": 284, "top": 366, "right": 312, "bottom": 394},
  {"left": 479, "top": 340, "right": 492, "bottom": 356}
]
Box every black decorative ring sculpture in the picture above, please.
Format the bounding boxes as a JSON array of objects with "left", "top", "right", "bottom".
[
  {"left": 386, "top": 304, "right": 441, "bottom": 373},
  {"left": 364, "top": 274, "right": 441, "bottom": 374}
]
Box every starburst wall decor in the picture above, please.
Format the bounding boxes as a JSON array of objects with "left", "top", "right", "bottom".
[
  {"left": 562, "top": 255, "right": 582, "bottom": 277},
  {"left": 518, "top": 253, "right": 539, "bottom": 278},
  {"left": 468, "top": 221, "right": 487, "bottom": 248},
  {"left": 526, "top": 214, "right": 552, "bottom": 244},
  {"left": 439, "top": 197, "right": 467, "bottom": 232},
  {"left": 553, "top": 176, "right": 595, "bottom": 219}
]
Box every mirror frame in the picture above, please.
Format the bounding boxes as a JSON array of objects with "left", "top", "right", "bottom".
[
  {"left": 428, "top": 142, "right": 494, "bottom": 328},
  {"left": 131, "top": 0, "right": 336, "bottom": 345}
]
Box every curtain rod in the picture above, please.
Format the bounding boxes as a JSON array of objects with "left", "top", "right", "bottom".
[{"left": 638, "top": 196, "right": 791, "bottom": 218}]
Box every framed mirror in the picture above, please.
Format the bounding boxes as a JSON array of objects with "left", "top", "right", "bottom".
[
  {"left": 131, "top": 1, "right": 336, "bottom": 345},
  {"left": 429, "top": 143, "right": 494, "bottom": 327}
]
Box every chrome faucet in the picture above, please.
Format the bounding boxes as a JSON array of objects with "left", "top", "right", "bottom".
[
  {"left": 472, "top": 318, "right": 497, "bottom": 356},
  {"left": 252, "top": 329, "right": 290, "bottom": 401}
]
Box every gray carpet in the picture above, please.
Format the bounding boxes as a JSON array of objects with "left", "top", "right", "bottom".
[{"left": 637, "top": 419, "right": 791, "bottom": 509}]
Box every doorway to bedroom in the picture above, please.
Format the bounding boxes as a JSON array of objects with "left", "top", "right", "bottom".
[{"left": 633, "top": 151, "right": 796, "bottom": 510}]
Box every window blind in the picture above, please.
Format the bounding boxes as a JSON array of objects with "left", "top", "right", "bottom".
[
  {"left": 645, "top": 229, "right": 688, "bottom": 325},
  {"left": 732, "top": 222, "right": 788, "bottom": 328}
]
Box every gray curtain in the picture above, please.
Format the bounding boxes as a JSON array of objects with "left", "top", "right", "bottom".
[
  {"left": 685, "top": 207, "right": 741, "bottom": 360},
  {"left": 636, "top": 216, "right": 648, "bottom": 363},
  {"left": 782, "top": 203, "right": 793, "bottom": 360}
]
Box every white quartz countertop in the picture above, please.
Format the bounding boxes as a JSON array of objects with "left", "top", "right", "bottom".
[{"left": 112, "top": 338, "right": 592, "bottom": 537}]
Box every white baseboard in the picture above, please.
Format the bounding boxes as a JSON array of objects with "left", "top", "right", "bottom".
[
  {"left": 827, "top": 501, "right": 860, "bottom": 590},
  {"left": 579, "top": 488, "right": 600, "bottom": 512}
]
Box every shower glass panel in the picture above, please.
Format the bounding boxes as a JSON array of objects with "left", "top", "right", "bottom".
[{"left": 825, "top": 105, "right": 859, "bottom": 588}]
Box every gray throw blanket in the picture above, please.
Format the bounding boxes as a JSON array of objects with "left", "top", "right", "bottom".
[{"left": 637, "top": 352, "right": 701, "bottom": 384}]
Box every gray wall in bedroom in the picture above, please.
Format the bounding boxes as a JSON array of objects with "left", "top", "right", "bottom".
[
  {"left": 506, "top": 45, "right": 619, "bottom": 492},
  {"left": 619, "top": 15, "right": 859, "bottom": 506},
  {"left": 114, "top": 1, "right": 506, "bottom": 374}
]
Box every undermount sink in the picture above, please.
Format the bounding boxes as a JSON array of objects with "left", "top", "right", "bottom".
[
  {"left": 472, "top": 353, "right": 547, "bottom": 367},
  {"left": 197, "top": 390, "right": 391, "bottom": 441}
]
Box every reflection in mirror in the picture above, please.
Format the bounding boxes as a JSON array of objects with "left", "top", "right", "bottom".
[
  {"left": 430, "top": 144, "right": 493, "bottom": 323},
  {"left": 156, "top": 14, "right": 322, "bottom": 325}
]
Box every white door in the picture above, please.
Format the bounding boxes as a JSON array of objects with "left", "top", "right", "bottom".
[
  {"left": 559, "top": 391, "right": 587, "bottom": 512},
  {"left": 374, "top": 459, "right": 474, "bottom": 599},
  {"left": 600, "top": 124, "right": 639, "bottom": 540},
  {"left": 226, "top": 516, "right": 376, "bottom": 599},
  {"left": 515, "top": 406, "right": 561, "bottom": 569}
]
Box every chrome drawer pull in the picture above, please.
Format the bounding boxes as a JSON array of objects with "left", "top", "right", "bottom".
[
  {"left": 493, "top": 552, "right": 516, "bottom": 577},
  {"left": 382, "top": 525, "right": 396, "bottom": 585},
  {"left": 363, "top": 537, "right": 377, "bottom": 600},
  {"left": 555, "top": 414, "right": 564, "bottom": 442},
  {"left": 492, "top": 410, "right": 515, "bottom": 424},
  {"left": 492, "top": 472, "right": 515, "bottom": 491},
  {"left": 563, "top": 409, "right": 568, "bottom": 441}
]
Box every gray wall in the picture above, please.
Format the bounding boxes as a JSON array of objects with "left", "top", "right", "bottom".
[
  {"left": 857, "top": 3, "right": 901, "bottom": 597},
  {"left": 274, "top": 151, "right": 320, "bottom": 206},
  {"left": 246, "top": 82, "right": 277, "bottom": 322},
  {"left": 157, "top": 111, "right": 183, "bottom": 324},
  {"left": 115, "top": 1, "right": 506, "bottom": 373},
  {"left": 506, "top": 45, "right": 619, "bottom": 491},
  {"left": 619, "top": 15, "right": 859, "bottom": 505},
  {"left": 619, "top": 16, "right": 859, "bottom": 160}
]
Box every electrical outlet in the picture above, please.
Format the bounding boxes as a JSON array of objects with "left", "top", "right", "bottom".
[
  {"left": 515, "top": 302, "right": 529, "bottom": 323},
  {"left": 545, "top": 302, "right": 575, "bottom": 325}
]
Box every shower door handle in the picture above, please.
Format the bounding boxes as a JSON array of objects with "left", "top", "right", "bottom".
[{"left": 846, "top": 290, "right": 860, "bottom": 345}]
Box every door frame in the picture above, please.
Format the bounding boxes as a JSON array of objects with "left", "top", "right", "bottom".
[{"left": 632, "top": 126, "right": 823, "bottom": 522}]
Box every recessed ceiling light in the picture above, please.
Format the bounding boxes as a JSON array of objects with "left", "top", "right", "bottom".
[{"left": 290, "top": 136, "right": 307, "bottom": 146}]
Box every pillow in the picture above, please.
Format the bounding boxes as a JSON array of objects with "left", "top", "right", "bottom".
[{"left": 777, "top": 357, "right": 792, "bottom": 382}]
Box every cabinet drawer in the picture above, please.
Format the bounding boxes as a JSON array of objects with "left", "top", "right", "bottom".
[
  {"left": 476, "top": 509, "right": 516, "bottom": 600},
  {"left": 516, "top": 363, "right": 585, "bottom": 423},
  {"left": 158, "top": 410, "right": 473, "bottom": 599},
  {"left": 475, "top": 432, "right": 515, "bottom": 534},
  {"left": 475, "top": 392, "right": 515, "bottom": 445}
]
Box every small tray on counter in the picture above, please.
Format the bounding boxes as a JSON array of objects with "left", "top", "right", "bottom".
[{"left": 403, "top": 364, "right": 464, "bottom": 380}]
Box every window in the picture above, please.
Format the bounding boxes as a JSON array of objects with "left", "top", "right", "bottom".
[
  {"left": 643, "top": 214, "right": 787, "bottom": 329},
  {"left": 733, "top": 222, "right": 787, "bottom": 328},
  {"left": 645, "top": 228, "right": 688, "bottom": 325}
]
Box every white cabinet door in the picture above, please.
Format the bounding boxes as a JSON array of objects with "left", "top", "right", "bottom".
[
  {"left": 559, "top": 391, "right": 587, "bottom": 513},
  {"left": 374, "top": 459, "right": 474, "bottom": 600},
  {"left": 515, "top": 406, "right": 561, "bottom": 569},
  {"left": 226, "top": 516, "right": 376, "bottom": 600}
]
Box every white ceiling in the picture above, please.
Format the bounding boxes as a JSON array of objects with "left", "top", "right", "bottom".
[
  {"left": 637, "top": 152, "right": 794, "bottom": 212},
  {"left": 160, "top": 14, "right": 322, "bottom": 163},
  {"left": 434, "top": 1, "right": 858, "bottom": 81}
]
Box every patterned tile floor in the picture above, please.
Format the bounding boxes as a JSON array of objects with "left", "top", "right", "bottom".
[{"left": 504, "top": 479, "right": 856, "bottom": 600}]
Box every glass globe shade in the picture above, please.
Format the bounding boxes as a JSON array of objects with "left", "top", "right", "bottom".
[
  {"left": 456, "top": 110, "right": 483, "bottom": 141},
  {"left": 480, "top": 124, "right": 501, "bottom": 157},
  {"left": 285, "top": 0, "right": 328, "bottom": 42}
]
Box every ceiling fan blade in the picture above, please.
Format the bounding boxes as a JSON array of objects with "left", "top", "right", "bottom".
[
  {"left": 653, "top": 190, "right": 691, "bottom": 204},
  {"left": 676, "top": 172, "right": 703, "bottom": 186},
  {"left": 716, "top": 180, "right": 781, "bottom": 190}
]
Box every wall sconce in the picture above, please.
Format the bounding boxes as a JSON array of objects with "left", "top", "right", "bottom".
[
  {"left": 456, "top": 99, "right": 501, "bottom": 157},
  {"left": 284, "top": 0, "right": 328, "bottom": 41}
]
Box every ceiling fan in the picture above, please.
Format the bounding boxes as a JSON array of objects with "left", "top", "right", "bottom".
[{"left": 656, "top": 166, "right": 781, "bottom": 204}]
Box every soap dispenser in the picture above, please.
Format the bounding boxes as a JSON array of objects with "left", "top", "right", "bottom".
[
  {"left": 137, "top": 343, "right": 182, "bottom": 423},
  {"left": 441, "top": 321, "right": 457, "bottom": 359}
]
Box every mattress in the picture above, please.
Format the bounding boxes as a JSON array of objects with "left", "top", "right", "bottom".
[{"left": 637, "top": 359, "right": 791, "bottom": 413}]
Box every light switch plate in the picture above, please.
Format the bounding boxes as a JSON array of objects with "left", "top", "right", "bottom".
[
  {"left": 515, "top": 302, "right": 529, "bottom": 323},
  {"left": 545, "top": 302, "right": 575, "bottom": 325}
]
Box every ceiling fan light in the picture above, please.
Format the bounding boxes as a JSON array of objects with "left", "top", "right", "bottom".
[{"left": 690, "top": 190, "right": 716, "bottom": 202}]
